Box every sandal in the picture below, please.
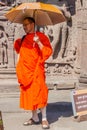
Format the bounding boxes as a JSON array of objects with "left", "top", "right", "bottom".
[
  {"left": 42, "top": 120, "right": 50, "bottom": 129},
  {"left": 23, "top": 118, "right": 40, "bottom": 126}
]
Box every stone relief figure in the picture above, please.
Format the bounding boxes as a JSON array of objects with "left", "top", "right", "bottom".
[
  {"left": 44, "top": 1, "right": 72, "bottom": 63},
  {"left": 0, "top": 26, "right": 8, "bottom": 67}
]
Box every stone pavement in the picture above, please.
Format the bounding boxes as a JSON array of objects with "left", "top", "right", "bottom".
[{"left": 0, "top": 79, "right": 87, "bottom": 130}]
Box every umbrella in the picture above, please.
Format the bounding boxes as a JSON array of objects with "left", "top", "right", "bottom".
[{"left": 4, "top": 2, "right": 66, "bottom": 26}]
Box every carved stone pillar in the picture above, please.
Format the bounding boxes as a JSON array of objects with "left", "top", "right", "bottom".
[
  {"left": 80, "top": 23, "right": 87, "bottom": 75},
  {"left": 7, "top": 36, "right": 15, "bottom": 68},
  {"left": 7, "top": 24, "right": 15, "bottom": 68},
  {"left": 77, "top": 0, "right": 87, "bottom": 85}
]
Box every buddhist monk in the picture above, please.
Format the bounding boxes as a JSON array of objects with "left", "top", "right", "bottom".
[{"left": 14, "top": 17, "right": 52, "bottom": 129}]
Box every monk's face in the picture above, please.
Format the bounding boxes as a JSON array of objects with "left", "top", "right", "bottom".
[{"left": 23, "top": 19, "right": 35, "bottom": 34}]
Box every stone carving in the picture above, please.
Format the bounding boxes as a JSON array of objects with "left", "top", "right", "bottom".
[
  {"left": 37, "top": 0, "right": 80, "bottom": 77},
  {"left": 44, "top": 22, "right": 69, "bottom": 62},
  {"left": 0, "top": 25, "right": 8, "bottom": 68},
  {"left": 0, "top": 0, "right": 87, "bottom": 86},
  {"left": 45, "top": 0, "right": 72, "bottom": 61}
]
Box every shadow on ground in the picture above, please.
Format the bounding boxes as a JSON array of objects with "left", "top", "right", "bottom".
[{"left": 46, "top": 102, "right": 73, "bottom": 124}]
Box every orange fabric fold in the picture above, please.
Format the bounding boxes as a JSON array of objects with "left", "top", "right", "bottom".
[{"left": 14, "top": 32, "right": 52, "bottom": 110}]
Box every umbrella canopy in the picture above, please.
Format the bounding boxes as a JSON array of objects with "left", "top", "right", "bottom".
[{"left": 4, "top": 2, "right": 66, "bottom": 26}]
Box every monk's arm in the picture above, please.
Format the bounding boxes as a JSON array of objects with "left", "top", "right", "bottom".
[
  {"left": 14, "top": 38, "right": 21, "bottom": 53},
  {"left": 35, "top": 35, "right": 52, "bottom": 61}
]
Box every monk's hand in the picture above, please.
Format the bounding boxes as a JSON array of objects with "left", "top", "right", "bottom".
[
  {"left": 33, "top": 35, "right": 39, "bottom": 42},
  {"left": 33, "top": 36, "right": 43, "bottom": 49}
]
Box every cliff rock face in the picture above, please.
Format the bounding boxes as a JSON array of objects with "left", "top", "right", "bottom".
[{"left": 0, "top": 0, "right": 86, "bottom": 87}]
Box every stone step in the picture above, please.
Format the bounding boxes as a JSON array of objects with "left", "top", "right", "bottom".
[
  {"left": 0, "top": 68, "right": 16, "bottom": 74},
  {"left": 0, "top": 68, "right": 16, "bottom": 79}
]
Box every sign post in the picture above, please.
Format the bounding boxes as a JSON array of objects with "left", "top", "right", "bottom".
[{"left": 71, "top": 89, "right": 87, "bottom": 121}]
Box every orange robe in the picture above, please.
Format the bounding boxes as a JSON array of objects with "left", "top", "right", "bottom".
[{"left": 14, "top": 32, "right": 52, "bottom": 110}]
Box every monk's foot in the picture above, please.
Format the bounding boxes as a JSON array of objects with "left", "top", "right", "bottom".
[
  {"left": 23, "top": 118, "right": 40, "bottom": 126},
  {"left": 42, "top": 120, "right": 50, "bottom": 129}
]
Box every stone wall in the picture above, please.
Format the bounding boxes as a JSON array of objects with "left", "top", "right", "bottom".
[{"left": 0, "top": 0, "right": 86, "bottom": 87}]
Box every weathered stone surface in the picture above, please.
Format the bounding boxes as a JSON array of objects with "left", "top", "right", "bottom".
[{"left": 0, "top": 0, "right": 87, "bottom": 88}]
